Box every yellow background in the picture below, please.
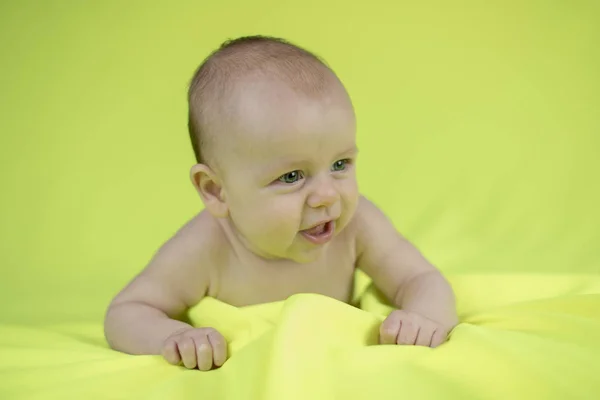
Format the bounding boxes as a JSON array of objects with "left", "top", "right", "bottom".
[{"left": 1, "top": 1, "right": 598, "bottom": 326}]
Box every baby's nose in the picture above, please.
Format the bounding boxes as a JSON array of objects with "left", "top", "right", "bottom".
[{"left": 307, "top": 179, "right": 339, "bottom": 208}]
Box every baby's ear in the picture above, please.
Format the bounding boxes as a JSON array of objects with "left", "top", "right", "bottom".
[{"left": 190, "top": 164, "right": 228, "bottom": 218}]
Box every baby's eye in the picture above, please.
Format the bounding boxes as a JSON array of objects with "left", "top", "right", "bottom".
[
  {"left": 278, "top": 170, "right": 304, "bottom": 184},
  {"left": 331, "top": 159, "right": 350, "bottom": 172}
]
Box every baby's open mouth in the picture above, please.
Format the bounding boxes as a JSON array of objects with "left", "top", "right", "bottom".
[{"left": 300, "top": 221, "right": 335, "bottom": 245}]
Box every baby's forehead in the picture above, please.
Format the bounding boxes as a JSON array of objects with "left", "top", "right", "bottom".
[
  {"left": 223, "top": 106, "right": 357, "bottom": 169},
  {"left": 203, "top": 71, "right": 346, "bottom": 150}
]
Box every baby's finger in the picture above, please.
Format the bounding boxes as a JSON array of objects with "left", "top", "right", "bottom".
[
  {"left": 415, "top": 326, "right": 434, "bottom": 347},
  {"left": 178, "top": 337, "right": 198, "bottom": 369},
  {"left": 207, "top": 329, "right": 227, "bottom": 367},
  {"left": 162, "top": 338, "right": 181, "bottom": 365},
  {"left": 379, "top": 314, "right": 401, "bottom": 345},
  {"left": 430, "top": 329, "right": 448, "bottom": 348},
  {"left": 193, "top": 335, "right": 213, "bottom": 371},
  {"left": 397, "top": 320, "right": 419, "bottom": 345}
]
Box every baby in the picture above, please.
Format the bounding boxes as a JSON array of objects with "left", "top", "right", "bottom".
[{"left": 104, "top": 35, "right": 458, "bottom": 371}]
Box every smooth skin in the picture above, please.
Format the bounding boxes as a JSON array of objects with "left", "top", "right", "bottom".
[
  {"left": 162, "top": 327, "right": 227, "bottom": 370},
  {"left": 104, "top": 75, "right": 458, "bottom": 370}
]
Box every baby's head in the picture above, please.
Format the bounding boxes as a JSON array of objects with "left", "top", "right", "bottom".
[{"left": 188, "top": 36, "right": 358, "bottom": 263}]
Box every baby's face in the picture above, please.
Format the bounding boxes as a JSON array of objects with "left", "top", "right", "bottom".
[{"left": 216, "top": 77, "right": 358, "bottom": 263}]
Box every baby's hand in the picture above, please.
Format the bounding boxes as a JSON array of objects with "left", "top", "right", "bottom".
[
  {"left": 379, "top": 310, "right": 449, "bottom": 348},
  {"left": 162, "top": 327, "right": 228, "bottom": 370}
]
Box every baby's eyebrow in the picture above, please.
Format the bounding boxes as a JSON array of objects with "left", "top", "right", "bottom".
[
  {"left": 261, "top": 147, "right": 358, "bottom": 174},
  {"left": 336, "top": 146, "right": 358, "bottom": 160},
  {"left": 336, "top": 146, "right": 359, "bottom": 158},
  {"left": 261, "top": 159, "right": 305, "bottom": 174}
]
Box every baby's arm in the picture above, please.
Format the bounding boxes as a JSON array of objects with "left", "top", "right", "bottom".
[
  {"left": 354, "top": 196, "right": 458, "bottom": 346},
  {"left": 104, "top": 214, "right": 226, "bottom": 370}
]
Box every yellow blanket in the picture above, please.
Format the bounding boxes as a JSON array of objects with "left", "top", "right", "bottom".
[
  {"left": 1, "top": 2, "right": 600, "bottom": 399},
  {"left": 2, "top": 273, "right": 600, "bottom": 399}
]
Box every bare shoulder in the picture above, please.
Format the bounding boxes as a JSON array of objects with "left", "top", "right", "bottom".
[
  {"left": 166, "top": 209, "right": 227, "bottom": 259},
  {"left": 351, "top": 195, "right": 436, "bottom": 285},
  {"left": 350, "top": 195, "right": 386, "bottom": 224},
  {"left": 110, "top": 210, "right": 228, "bottom": 317}
]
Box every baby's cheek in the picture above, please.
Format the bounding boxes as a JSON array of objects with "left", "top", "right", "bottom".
[
  {"left": 271, "top": 200, "right": 302, "bottom": 229},
  {"left": 340, "top": 182, "right": 359, "bottom": 215},
  {"left": 343, "top": 176, "right": 359, "bottom": 198},
  {"left": 243, "top": 198, "right": 293, "bottom": 229},
  {"left": 232, "top": 193, "right": 303, "bottom": 246}
]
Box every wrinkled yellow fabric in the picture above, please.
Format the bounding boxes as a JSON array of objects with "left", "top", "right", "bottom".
[
  {"left": 1, "top": 1, "right": 600, "bottom": 399},
  {"left": 2, "top": 273, "right": 600, "bottom": 399}
]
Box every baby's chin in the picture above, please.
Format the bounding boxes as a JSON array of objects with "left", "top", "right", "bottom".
[{"left": 245, "top": 227, "right": 341, "bottom": 263}]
